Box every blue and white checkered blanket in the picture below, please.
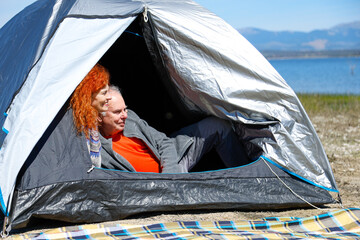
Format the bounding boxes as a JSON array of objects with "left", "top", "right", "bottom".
[{"left": 12, "top": 208, "right": 360, "bottom": 239}]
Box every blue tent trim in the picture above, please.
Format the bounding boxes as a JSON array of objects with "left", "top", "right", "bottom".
[
  {"left": 261, "top": 156, "right": 338, "bottom": 193},
  {"left": 2, "top": 127, "right": 8, "bottom": 134},
  {"left": 0, "top": 188, "right": 8, "bottom": 216},
  {"left": 95, "top": 156, "right": 338, "bottom": 193}
]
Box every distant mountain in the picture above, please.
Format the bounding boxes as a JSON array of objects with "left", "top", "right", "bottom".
[{"left": 238, "top": 21, "right": 360, "bottom": 52}]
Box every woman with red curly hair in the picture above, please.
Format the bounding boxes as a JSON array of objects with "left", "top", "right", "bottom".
[{"left": 70, "top": 63, "right": 111, "bottom": 168}]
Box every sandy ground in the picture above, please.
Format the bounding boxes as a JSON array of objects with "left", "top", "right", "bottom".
[{"left": 6, "top": 111, "right": 360, "bottom": 237}]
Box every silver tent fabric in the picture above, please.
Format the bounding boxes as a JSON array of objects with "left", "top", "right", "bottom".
[
  {"left": 147, "top": 1, "right": 336, "bottom": 191},
  {"left": 0, "top": 0, "right": 337, "bottom": 216}
]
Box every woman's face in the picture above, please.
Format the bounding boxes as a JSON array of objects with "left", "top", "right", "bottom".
[{"left": 91, "top": 85, "right": 111, "bottom": 113}]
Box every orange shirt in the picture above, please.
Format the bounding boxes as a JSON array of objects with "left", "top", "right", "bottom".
[{"left": 111, "top": 133, "right": 161, "bottom": 173}]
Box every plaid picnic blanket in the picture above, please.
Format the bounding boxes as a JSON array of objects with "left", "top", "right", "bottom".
[{"left": 11, "top": 208, "right": 360, "bottom": 240}]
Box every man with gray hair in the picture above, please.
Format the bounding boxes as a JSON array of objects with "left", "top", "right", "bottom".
[{"left": 98, "top": 85, "right": 249, "bottom": 173}]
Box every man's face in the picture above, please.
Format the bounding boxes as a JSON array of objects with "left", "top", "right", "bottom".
[{"left": 99, "top": 91, "right": 128, "bottom": 137}]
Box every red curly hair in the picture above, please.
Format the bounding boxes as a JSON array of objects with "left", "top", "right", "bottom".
[{"left": 70, "top": 63, "right": 110, "bottom": 139}]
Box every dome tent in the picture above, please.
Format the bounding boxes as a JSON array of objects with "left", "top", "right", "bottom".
[{"left": 0, "top": 0, "right": 339, "bottom": 232}]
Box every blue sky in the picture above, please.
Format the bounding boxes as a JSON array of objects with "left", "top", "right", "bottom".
[{"left": 1, "top": 0, "right": 359, "bottom": 31}]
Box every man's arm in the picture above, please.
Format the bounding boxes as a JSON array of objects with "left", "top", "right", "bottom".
[
  {"left": 126, "top": 110, "right": 184, "bottom": 173},
  {"left": 146, "top": 124, "right": 183, "bottom": 173}
]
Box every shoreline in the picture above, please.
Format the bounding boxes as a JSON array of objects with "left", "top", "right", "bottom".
[
  {"left": 267, "top": 55, "right": 360, "bottom": 60},
  {"left": 262, "top": 50, "right": 360, "bottom": 60}
]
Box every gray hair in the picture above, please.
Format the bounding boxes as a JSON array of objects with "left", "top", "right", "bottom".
[
  {"left": 109, "top": 85, "right": 122, "bottom": 95},
  {"left": 99, "top": 85, "right": 123, "bottom": 117}
]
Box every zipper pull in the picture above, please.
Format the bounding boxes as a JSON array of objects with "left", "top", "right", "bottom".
[
  {"left": 143, "top": 6, "right": 148, "bottom": 22},
  {"left": 87, "top": 165, "right": 95, "bottom": 173}
]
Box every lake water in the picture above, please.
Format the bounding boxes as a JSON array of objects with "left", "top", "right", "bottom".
[{"left": 269, "top": 57, "right": 360, "bottom": 95}]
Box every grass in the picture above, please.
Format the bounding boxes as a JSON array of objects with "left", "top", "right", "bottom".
[
  {"left": 297, "top": 94, "right": 360, "bottom": 116},
  {"left": 297, "top": 94, "right": 360, "bottom": 163}
]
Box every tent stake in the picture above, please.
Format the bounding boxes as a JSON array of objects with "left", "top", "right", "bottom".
[{"left": 1, "top": 216, "right": 9, "bottom": 238}]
